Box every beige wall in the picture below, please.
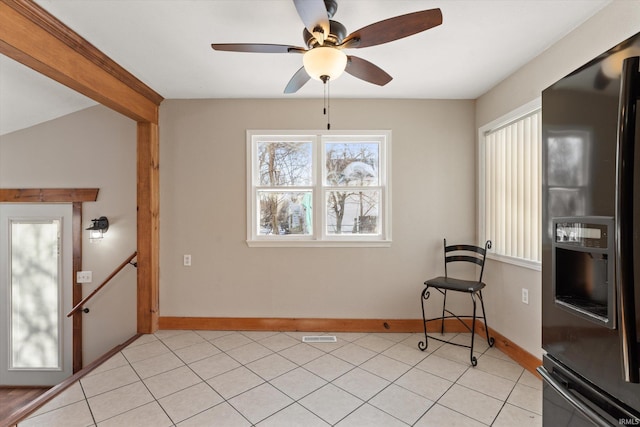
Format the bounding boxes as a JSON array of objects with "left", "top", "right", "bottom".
[
  {"left": 159, "top": 99, "right": 476, "bottom": 320},
  {"left": 0, "top": 105, "right": 138, "bottom": 365},
  {"left": 2, "top": 0, "right": 638, "bottom": 370},
  {"left": 475, "top": 0, "right": 640, "bottom": 358}
]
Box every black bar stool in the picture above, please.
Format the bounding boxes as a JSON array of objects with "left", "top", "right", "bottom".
[{"left": 418, "top": 239, "right": 494, "bottom": 366}]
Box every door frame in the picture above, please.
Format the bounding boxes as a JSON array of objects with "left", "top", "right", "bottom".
[{"left": 0, "top": 188, "right": 98, "bottom": 374}]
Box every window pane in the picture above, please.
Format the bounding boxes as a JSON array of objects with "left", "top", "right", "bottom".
[
  {"left": 11, "top": 220, "right": 61, "bottom": 369},
  {"left": 248, "top": 131, "right": 390, "bottom": 245},
  {"left": 326, "top": 190, "right": 380, "bottom": 235},
  {"left": 258, "top": 141, "right": 312, "bottom": 186},
  {"left": 258, "top": 191, "right": 312, "bottom": 235},
  {"left": 325, "top": 142, "right": 379, "bottom": 187}
]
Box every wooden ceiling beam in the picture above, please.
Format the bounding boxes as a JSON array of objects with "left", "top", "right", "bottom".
[
  {"left": 0, "top": 0, "right": 163, "bottom": 123},
  {"left": 0, "top": 188, "right": 99, "bottom": 203}
]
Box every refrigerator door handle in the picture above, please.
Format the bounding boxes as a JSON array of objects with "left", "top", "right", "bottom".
[
  {"left": 537, "top": 366, "right": 612, "bottom": 427},
  {"left": 615, "top": 56, "right": 640, "bottom": 383}
]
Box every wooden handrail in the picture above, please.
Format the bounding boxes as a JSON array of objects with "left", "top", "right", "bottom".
[{"left": 67, "top": 251, "right": 137, "bottom": 317}]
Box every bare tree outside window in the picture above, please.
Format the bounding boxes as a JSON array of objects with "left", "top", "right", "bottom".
[
  {"left": 257, "top": 141, "right": 312, "bottom": 235},
  {"left": 248, "top": 131, "right": 390, "bottom": 245},
  {"left": 325, "top": 142, "right": 380, "bottom": 234}
]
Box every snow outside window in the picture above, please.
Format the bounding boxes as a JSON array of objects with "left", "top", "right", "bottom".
[{"left": 247, "top": 131, "right": 391, "bottom": 247}]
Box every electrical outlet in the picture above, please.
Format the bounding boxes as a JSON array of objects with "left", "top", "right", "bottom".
[
  {"left": 183, "top": 254, "right": 192, "bottom": 266},
  {"left": 77, "top": 271, "right": 92, "bottom": 283},
  {"left": 522, "top": 288, "right": 529, "bottom": 305}
]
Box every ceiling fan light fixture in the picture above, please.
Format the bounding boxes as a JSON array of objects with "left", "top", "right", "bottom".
[{"left": 303, "top": 46, "right": 347, "bottom": 81}]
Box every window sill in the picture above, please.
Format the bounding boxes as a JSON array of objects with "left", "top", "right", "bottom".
[
  {"left": 486, "top": 253, "right": 541, "bottom": 271},
  {"left": 246, "top": 240, "right": 392, "bottom": 248}
]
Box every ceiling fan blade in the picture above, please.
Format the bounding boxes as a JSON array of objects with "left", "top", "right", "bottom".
[
  {"left": 284, "top": 67, "right": 311, "bottom": 94},
  {"left": 342, "top": 8, "right": 442, "bottom": 49},
  {"left": 211, "top": 43, "right": 306, "bottom": 54},
  {"left": 293, "top": 0, "right": 330, "bottom": 44},
  {"left": 345, "top": 56, "right": 392, "bottom": 86}
]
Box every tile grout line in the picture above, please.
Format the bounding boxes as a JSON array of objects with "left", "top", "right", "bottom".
[
  {"left": 160, "top": 333, "right": 255, "bottom": 426},
  {"left": 128, "top": 333, "right": 450, "bottom": 425},
  {"left": 93, "top": 338, "right": 175, "bottom": 425},
  {"left": 423, "top": 342, "right": 487, "bottom": 426},
  {"left": 18, "top": 331, "right": 541, "bottom": 427},
  {"left": 78, "top": 378, "right": 97, "bottom": 427}
]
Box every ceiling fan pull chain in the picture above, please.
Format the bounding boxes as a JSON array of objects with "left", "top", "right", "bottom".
[
  {"left": 323, "top": 79, "right": 327, "bottom": 116},
  {"left": 327, "top": 78, "right": 331, "bottom": 130},
  {"left": 321, "top": 78, "right": 330, "bottom": 130}
]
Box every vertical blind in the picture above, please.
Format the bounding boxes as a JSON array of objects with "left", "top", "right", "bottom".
[{"left": 483, "top": 110, "right": 541, "bottom": 262}]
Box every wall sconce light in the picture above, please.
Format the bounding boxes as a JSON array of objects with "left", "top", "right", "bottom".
[{"left": 87, "top": 216, "right": 109, "bottom": 242}]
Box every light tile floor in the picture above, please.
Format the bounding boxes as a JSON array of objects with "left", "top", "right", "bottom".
[{"left": 19, "top": 330, "right": 542, "bottom": 426}]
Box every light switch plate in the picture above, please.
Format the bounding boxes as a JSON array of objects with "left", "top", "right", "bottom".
[{"left": 77, "top": 271, "right": 92, "bottom": 283}]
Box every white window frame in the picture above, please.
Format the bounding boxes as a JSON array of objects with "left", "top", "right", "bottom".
[
  {"left": 247, "top": 130, "right": 392, "bottom": 247},
  {"left": 478, "top": 98, "right": 541, "bottom": 270}
]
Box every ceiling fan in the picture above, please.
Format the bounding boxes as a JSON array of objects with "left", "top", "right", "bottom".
[{"left": 211, "top": 0, "right": 443, "bottom": 93}]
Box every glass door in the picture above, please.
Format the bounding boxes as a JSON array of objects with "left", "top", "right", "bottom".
[{"left": 0, "top": 203, "right": 73, "bottom": 386}]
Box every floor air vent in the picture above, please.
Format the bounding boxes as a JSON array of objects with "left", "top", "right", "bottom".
[{"left": 302, "top": 335, "right": 337, "bottom": 343}]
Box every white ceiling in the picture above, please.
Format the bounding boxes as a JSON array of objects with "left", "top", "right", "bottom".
[{"left": 0, "top": 0, "right": 611, "bottom": 135}]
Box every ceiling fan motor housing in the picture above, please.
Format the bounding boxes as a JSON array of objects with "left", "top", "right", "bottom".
[{"left": 304, "top": 19, "right": 347, "bottom": 48}]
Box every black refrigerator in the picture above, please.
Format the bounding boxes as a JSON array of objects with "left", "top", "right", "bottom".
[{"left": 539, "top": 31, "right": 640, "bottom": 426}]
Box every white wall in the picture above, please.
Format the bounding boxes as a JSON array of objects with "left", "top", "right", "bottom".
[
  {"left": 159, "top": 99, "right": 477, "bottom": 320},
  {"left": 0, "top": 105, "right": 138, "bottom": 365},
  {"left": 475, "top": 0, "right": 640, "bottom": 357}
]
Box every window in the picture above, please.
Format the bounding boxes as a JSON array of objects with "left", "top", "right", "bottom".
[
  {"left": 479, "top": 99, "right": 541, "bottom": 268},
  {"left": 247, "top": 130, "right": 391, "bottom": 246}
]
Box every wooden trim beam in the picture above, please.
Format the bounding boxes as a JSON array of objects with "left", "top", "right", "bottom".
[
  {"left": 0, "top": 0, "right": 163, "bottom": 123},
  {"left": 159, "top": 317, "right": 425, "bottom": 333},
  {"left": 137, "top": 122, "right": 160, "bottom": 333},
  {"left": 159, "top": 316, "right": 543, "bottom": 377},
  {"left": 475, "top": 322, "right": 542, "bottom": 378},
  {"left": 71, "top": 202, "right": 83, "bottom": 373},
  {"left": 0, "top": 188, "right": 99, "bottom": 203}
]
